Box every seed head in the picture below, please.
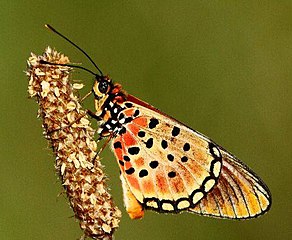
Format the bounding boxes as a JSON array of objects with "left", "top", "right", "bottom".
[{"left": 26, "top": 47, "right": 121, "bottom": 239}]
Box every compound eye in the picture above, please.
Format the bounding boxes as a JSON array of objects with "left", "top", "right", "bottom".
[{"left": 98, "top": 80, "right": 109, "bottom": 93}]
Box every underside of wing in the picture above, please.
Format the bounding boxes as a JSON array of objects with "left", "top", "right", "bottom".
[
  {"left": 111, "top": 101, "right": 222, "bottom": 214},
  {"left": 189, "top": 148, "right": 272, "bottom": 219},
  {"left": 111, "top": 96, "right": 271, "bottom": 219}
]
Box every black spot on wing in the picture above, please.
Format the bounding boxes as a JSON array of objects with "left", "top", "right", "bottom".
[
  {"left": 124, "top": 117, "right": 133, "bottom": 123},
  {"left": 145, "top": 138, "right": 154, "bottom": 148},
  {"left": 119, "top": 160, "right": 124, "bottom": 166},
  {"left": 149, "top": 160, "right": 159, "bottom": 169},
  {"left": 128, "top": 146, "right": 140, "bottom": 155},
  {"left": 125, "top": 167, "right": 135, "bottom": 175},
  {"left": 161, "top": 140, "right": 168, "bottom": 149},
  {"left": 171, "top": 126, "right": 180, "bottom": 137},
  {"left": 139, "top": 169, "right": 148, "bottom": 178},
  {"left": 168, "top": 171, "right": 176, "bottom": 178},
  {"left": 167, "top": 154, "right": 174, "bottom": 162},
  {"left": 113, "top": 141, "right": 122, "bottom": 149},
  {"left": 183, "top": 143, "right": 190, "bottom": 151},
  {"left": 138, "top": 130, "right": 146, "bottom": 138},
  {"left": 133, "top": 109, "right": 140, "bottom": 117},
  {"left": 149, "top": 118, "right": 159, "bottom": 129},
  {"left": 125, "top": 102, "right": 133, "bottom": 108},
  {"left": 181, "top": 156, "right": 188, "bottom": 162}
]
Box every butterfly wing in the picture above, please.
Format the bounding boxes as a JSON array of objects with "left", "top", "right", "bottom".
[
  {"left": 189, "top": 148, "right": 271, "bottom": 219},
  {"left": 119, "top": 173, "right": 145, "bottom": 219},
  {"left": 111, "top": 96, "right": 271, "bottom": 219}
]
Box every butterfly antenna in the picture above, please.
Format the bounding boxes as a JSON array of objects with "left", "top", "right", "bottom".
[
  {"left": 45, "top": 24, "right": 103, "bottom": 76},
  {"left": 39, "top": 60, "right": 98, "bottom": 76}
]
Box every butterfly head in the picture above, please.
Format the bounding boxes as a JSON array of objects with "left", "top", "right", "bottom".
[{"left": 93, "top": 75, "right": 112, "bottom": 98}]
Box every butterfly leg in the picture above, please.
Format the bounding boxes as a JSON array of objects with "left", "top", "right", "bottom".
[
  {"left": 47, "top": 108, "right": 100, "bottom": 136},
  {"left": 86, "top": 109, "right": 102, "bottom": 121},
  {"left": 47, "top": 111, "right": 88, "bottom": 135},
  {"left": 97, "top": 135, "right": 113, "bottom": 154},
  {"left": 91, "top": 134, "right": 114, "bottom": 163},
  {"left": 79, "top": 91, "right": 92, "bottom": 103}
]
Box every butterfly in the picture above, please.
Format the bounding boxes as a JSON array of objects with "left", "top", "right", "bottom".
[{"left": 43, "top": 24, "right": 272, "bottom": 220}]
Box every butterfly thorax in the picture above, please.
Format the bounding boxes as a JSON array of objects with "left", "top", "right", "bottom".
[{"left": 92, "top": 76, "right": 130, "bottom": 138}]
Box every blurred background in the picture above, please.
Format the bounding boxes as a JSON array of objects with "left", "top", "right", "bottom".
[{"left": 1, "top": 1, "right": 291, "bottom": 239}]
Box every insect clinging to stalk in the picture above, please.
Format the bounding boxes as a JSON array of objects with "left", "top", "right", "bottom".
[{"left": 40, "top": 24, "right": 271, "bottom": 220}]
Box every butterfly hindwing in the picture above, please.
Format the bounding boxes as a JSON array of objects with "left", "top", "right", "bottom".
[
  {"left": 189, "top": 148, "right": 271, "bottom": 219},
  {"left": 112, "top": 101, "right": 222, "bottom": 216},
  {"left": 120, "top": 173, "right": 145, "bottom": 219}
]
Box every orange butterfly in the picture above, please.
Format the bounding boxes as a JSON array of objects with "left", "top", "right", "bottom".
[{"left": 43, "top": 25, "right": 271, "bottom": 220}]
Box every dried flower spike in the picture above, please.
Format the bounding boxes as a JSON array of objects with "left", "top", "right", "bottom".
[{"left": 26, "top": 47, "right": 121, "bottom": 240}]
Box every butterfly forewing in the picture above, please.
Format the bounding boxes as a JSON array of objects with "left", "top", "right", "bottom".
[{"left": 112, "top": 101, "right": 222, "bottom": 214}]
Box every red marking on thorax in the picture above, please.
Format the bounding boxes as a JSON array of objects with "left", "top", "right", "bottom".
[
  {"left": 113, "top": 95, "right": 124, "bottom": 104},
  {"left": 111, "top": 84, "right": 122, "bottom": 94}
]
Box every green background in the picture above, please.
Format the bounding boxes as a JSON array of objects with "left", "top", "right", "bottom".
[{"left": 1, "top": 1, "right": 291, "bottom": 240}]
